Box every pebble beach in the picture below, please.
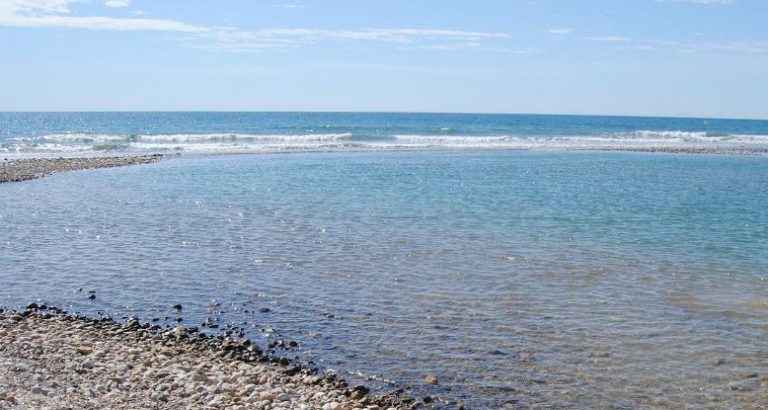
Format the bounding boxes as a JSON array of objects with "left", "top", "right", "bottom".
[
  {"left": 0, "top": 157, "right": 419, "bottom": 409},
  {"left": 0, "top": 308, "right": 416, "bottom": 410},
  {"left": 0, "top": 155, "right": 164, "bottom": 184}
]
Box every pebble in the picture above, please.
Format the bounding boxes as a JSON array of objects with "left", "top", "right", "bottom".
[
  {"left": 31, "top": 386, "right": 50, "bottom": 396},
  {"left": 276, "top": 392, "right": 292, "bottom": 402},
  {"left": 0, "top": 311, "right": 415, "bottom": 409},
  {"left": 0, "top": 155, "right": 165, "bottom": 184},
  {"left": 425, "top": 375, "right": 439, "bottom": 385}
]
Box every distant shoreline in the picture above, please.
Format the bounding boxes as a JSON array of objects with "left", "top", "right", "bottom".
[
  {"left": 0, "top": 147, "right": 764, "bottom": 185},
  {"left": 0, "top": 154, "right": 164, "bottom": 184}
]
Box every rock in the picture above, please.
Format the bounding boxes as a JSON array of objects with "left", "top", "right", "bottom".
[
  {"left": 76, "top": 346, "right": 93, "bottom": 355},
  {"left": 259, "top": 307, "right": 271, "bottom": 313},
  {"left": 0, "top": 310, "right": 417, "bottom": 409},
  {"left": 590, "top": 349, "right": 610, "bottom": 358},
  {"left": 173, "top": 304, "right": 183, "bottom": 311},
  {"left": 31, "top": 386, "right": 50, "bottom": 396},
  {"left": 729, "top": 382, "right": 752, "bottom": 392},
  {"left": 259, "top": 391, "right": 276, "bottom": 401},
  {"left": 275, "top": 392, "right": 291, "bottom": 402},
  {"left": 425, "top": 374, "right": 439, "bottom": 385},
  {"left": 351, "top": 385, "right": 369, "bottom": 399},
  {"left": 519, "top": 351, "right": 535, "bottom": 361},
  {"left": 88, "top": 294, "right": 96, "bottom": 300},
  {"left": 712, "top": 358, "right": 727, "bottom": 366}
]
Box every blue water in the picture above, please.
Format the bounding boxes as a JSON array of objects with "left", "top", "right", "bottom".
[
  {"left": 1, "top": 113, "right": 768, "bottom": 408},
  {"left": 1, "top": 112, "right": 768, "bottom": 155}
]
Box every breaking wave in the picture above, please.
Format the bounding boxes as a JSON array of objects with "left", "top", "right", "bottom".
[{"left": 2, "top": 131, "right": 767, "bottom": 155}]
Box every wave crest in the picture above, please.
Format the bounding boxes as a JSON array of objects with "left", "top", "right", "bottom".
[{"left": 2, "top": 131, "right": 767, "bottom": 155}]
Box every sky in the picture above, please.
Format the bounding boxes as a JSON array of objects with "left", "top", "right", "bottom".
[{"left": 0, "top": 0, "right": 766, "bottom": 119}]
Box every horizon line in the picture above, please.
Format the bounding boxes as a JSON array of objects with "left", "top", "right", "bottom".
[{"left": 0, "top": 110, "right": 766, "bottom": 122}]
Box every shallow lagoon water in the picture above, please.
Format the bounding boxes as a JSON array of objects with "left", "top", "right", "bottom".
[{"left": 1, "top": 151, "right": 767, "bottom": 408}]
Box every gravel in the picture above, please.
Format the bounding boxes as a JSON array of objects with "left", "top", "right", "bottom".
[
  {"left": 0, "top": 155, "right": 164, "bottom": 183},
  {"left": 0, "top": 310, "right": 415, "bottom": 409}
]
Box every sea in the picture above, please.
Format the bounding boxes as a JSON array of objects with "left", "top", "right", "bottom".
[
  {"left": 1, "top": 113, "right": 768, "bottom": 408},
  {"left": 1, "top": 112, "right": 768, "bottom": 155}
]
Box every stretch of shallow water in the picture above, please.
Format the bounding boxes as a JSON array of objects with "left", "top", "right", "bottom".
[
  {"left": 2, "top": 112, "right": 768, "bottom": 155},
  {"left": 1, "top": 151, "right": 767, "bottom": 408}
]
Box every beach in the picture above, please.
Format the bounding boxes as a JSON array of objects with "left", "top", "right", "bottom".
[
  {"left": 0, "top": 307, "right": 415, "bottom": 409},
  {"left": 0, "top": 155, "right": 165, "bottom": 184},
  {"left": 1, "top": 112, "right": 767, "bottom": 408},
  {"left": 0, "top": 156, "right": 422, "bottom": 409}
]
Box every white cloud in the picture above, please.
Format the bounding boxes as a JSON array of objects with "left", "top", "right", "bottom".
[
  {"left": 192, "top": 28, "right": 510, "bottom": 53},
  {"left": 583, "top": 35, "right": 632, "bottom": 42},
  {"left": 0, "top": 0, "right": 85, "bottom": 14},
  {"left": 0, "top": 0, "right": 203, "bottom": 31},
  {"left": 0, "top": 0, "right": 511, "bottom": 52},
  {"left": 104, "top": 0, "right": 130, "bottom": 8},
  {"left": 687, "top": 40, "right": 768, "bottom": 53},
  {"left": 0, "top": 14, "right": 207, "bottom": 31},
  {"left": 548, "top": 28, "right": 572, "bottom": 37}
]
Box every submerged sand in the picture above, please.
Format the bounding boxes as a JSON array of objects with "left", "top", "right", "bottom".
[
  {"left": 0, "top": 310, "right": 415, "bottom": 409},
  {"left": 0, "top": 155, "right": 164, "bottom": 183}
]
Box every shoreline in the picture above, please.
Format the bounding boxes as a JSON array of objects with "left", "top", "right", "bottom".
[
  {"left": 0, "top": 154, "right": 165, "bottom": 184},
  {"left": 0, "top": 307, "right": 417, "bottom": 409},
  {"left": 0, "top": 145, "right": 763, "bottom": 186}
]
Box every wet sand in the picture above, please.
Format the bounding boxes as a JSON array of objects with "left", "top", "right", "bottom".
[
  {"left": 0, "top": 308, "right": 415, "bottom": 409},
  {"left": 0, "top": 155, "right": 164, "bottom": 183}
]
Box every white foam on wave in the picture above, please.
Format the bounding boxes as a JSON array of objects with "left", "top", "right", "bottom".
[
  {"left": 3, "top": 131, "right": 768, "bottom": 156},
  {"left": 34, "top": 133, "right": 354, "bottom": 144}
]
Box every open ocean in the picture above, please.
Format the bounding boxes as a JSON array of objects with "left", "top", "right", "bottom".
[
  {"left": 2, "top": 112, "right": 768, "bottom": 155},
  {"left": 2, "top": 113, "right": 768, "bottom": 408}
]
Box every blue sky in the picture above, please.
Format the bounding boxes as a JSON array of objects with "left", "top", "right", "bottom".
[{"left": 0, "top": 0, "right": 766, "bottom": 118}]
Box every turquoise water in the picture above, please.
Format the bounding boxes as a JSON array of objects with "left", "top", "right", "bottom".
[
  {"left": 2, "top": 112, "right": 768, "bottom": 155},
  {"left": 1, "top": 149, "right": 767, "bottom": 408}
]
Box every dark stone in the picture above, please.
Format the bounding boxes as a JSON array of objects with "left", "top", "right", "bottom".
[
  {"left": 423, "top": 396, "right": 433, "bottom": 404},
  {"left": 279, "top": 357, "right": 290, "bottom": 366},
  {"left": 173, "top": 304, "right": 183, "bottom": 311},
  {"left": 285, "top": 366, "right": 302, "bottom": 376},
  {"left": 87, "top": 294, "right": 96, "bottom": 300},
  {"left": 288, "top": 341, "right": 299, "bottom": 348},
  {"left": 259, "top": 307, "right": 271, "bottom": 313},
  {"left": 352, "top": 385, "right": 369, "bottom": 395},
  {"left": 26, "top": 303, "right": 39, "bottom": 310}
]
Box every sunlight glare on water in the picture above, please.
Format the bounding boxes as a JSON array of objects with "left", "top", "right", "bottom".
[{"left": 1, "top": 151, "right": 767, "bottom": 408}]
